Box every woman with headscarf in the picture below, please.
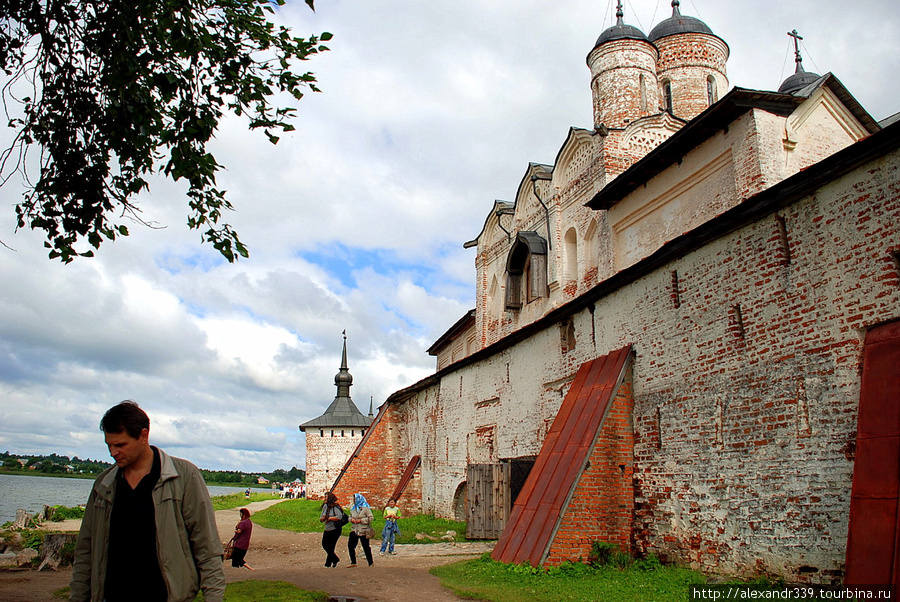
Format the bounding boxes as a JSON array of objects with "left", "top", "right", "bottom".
[
  {"left": 319, "top": 491, "right": 344, "bottom": 567},
  {"left": 230, "top": 508, "right": 255, "bottom": 570},
  {"left": 346, "top": 493, "right": 374, "bottom": 567}
]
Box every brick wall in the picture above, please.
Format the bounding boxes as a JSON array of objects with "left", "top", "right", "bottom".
[
  {"left": 331, "top": 402, "right": 424, "bottom": 515},
  {"left": 305, "top": 429, "right": 364, "bottom": 500},
  {"left": 544, "top": 368, "right": 635, "bottom": 566},
  {"left": 655, "top": 33, "right": 729, "bottom": 122},
  {"left": 349, "top": 142, "right": 899, "bottom": 581}
]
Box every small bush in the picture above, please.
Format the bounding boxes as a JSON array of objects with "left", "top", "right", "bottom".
[
  {"left": 48, "top": 505, "right": 85, "bottom": 521},
  {"left": 588, "top": 541, "right": 631, "bottom": 568}
]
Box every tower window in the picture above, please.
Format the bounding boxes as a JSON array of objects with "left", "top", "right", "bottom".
[
  {"left": 506, "top": 232, "right": 548, "bottom": 310},
  {"left": 707, "top": 76, "right": 717, "bottom": 106},
  {"left": 639, "top": 74, "right": 648, "bottom": 114},
  {"left": 662, "top": 80, "right": 673, "bottom": 114}
]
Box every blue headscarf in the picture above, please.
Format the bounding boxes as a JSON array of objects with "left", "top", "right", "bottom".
[{"left": 351, "top": 493, "right": 370, "bottom": 512}]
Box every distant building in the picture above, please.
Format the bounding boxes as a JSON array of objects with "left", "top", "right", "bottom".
[{"left": 299, "top": 333, "right": 373, "bottom": 500}]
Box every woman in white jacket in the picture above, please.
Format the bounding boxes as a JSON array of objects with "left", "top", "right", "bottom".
[{"left": 346, "top": 493, "right": 374, "bottom": 567}]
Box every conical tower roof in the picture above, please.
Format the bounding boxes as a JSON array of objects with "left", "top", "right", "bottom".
[{"left": 299, "top": 332, "right": 372, "bottom": 430}]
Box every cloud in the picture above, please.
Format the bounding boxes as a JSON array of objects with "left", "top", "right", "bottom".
[{"left": 0, "top": 0, "right": 896, "bottom": 472}]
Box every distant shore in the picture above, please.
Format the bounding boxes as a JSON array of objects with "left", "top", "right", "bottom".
[{"left": 0, "top": 469, "right": 271, "bottom": 489}]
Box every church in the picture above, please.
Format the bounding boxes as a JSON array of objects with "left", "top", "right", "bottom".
[{"left": 329, "top": 1, "right": 900, "bottom": 584}]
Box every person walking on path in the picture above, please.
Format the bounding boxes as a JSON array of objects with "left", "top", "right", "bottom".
[
  {"left": 347, "top": 493, "right": 374, "bottom": 567},
  {"left": 70, "top": 400, "right": 225, "bottom": 602},
  {"left": 230, "top": 508, "right": 255, "bottom": 570},
  {"left": 379, "top": 498, "right": 401, "bottom": 556},
  {"left": 319, "top": 491, "right": 344, "bottom": 567}
]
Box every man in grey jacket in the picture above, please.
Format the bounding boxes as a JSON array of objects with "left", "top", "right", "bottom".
[{"left": 70, "top": 401, "right": 226, "bottom": 602}]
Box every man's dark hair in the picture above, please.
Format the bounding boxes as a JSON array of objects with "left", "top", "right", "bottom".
[{"left": 100, "top": 400, "right": 150, "bottom": 439}]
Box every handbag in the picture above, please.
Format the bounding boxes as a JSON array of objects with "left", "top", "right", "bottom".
[
  {"left": 336, "top": 511, "right": 350, "bottom": 528},
  {"left": 223, "top": 539, "right": 235, "bottom": 560},
  {"left": 365, "top": 525, "right": 376, "bottom": 539}
]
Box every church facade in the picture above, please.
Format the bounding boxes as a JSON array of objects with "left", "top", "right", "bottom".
[{"left": 332, "top": 2, "right": 900, "bottom": 583}]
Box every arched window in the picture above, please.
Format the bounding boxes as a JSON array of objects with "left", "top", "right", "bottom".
[
  {"left": 707, "top": 76, "right": 717, "bottom": 106},
  {"left": 564, "top": 227, "right": 578, "bottom": 283},
  {"left": 662, "top": 79, "right": 673, "bottom": 114},
  {"left": 505, "top": 232, "right": 548, "bottom": 310}
]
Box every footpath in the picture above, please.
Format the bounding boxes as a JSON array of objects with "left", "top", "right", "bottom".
[{"left": 0, "top": 498, "right": 495, "bottom": 601}]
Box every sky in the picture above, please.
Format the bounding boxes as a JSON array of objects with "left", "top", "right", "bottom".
[{"left": 1, "top": 0, "right": 897, "bottom": 474}]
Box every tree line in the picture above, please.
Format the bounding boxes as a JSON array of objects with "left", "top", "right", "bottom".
[{"left": 0, "top": 451, "right": 304, "bottom": 484}]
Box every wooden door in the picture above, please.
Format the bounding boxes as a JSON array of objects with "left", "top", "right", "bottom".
[
  {"left": 845, "top": 321, "right": 900, "bottom": 588},
  {"left": 466, "top": 463, "right": 510, "bottom": 539}
]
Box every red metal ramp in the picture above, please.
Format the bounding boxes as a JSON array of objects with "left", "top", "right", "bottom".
[
  {"left": 492, "top": 346, "right": 634, "bottom": 566},
  {"left": 391, "top": 455, "right": 422, "bottom": 501}
]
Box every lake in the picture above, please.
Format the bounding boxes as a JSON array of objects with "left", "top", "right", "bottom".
[{"left": 0, "top": 474, "right": 252, "bottom": 524}]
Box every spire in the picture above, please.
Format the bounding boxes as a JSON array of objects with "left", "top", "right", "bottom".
[
  {"left": 298, "top": 331, "right": 372, "bottom": 430},
  {"left": 334, "top": 329, "right": 352, "bottom": 397},
  {"left": 671, "top": 0, "right": 682, "bottom": 17},
  {"left": 369, "top": 396, "right": 374, "bottom": 418},
  {"left": 615, "top": 0, "right": 624, "bottom": 24}
]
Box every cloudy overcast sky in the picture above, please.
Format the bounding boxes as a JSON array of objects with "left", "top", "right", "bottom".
[{"left": 1, "top": 0, "right": 897, "bottom": 474}]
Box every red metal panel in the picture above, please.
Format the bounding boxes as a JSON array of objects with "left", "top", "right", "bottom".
[
  {"left": 492, "top": 346, "right": 633, "bottom": 566},
  {"left": 846, "top": 322, "right": 900, "bottom": 589},
  {"left": 852, "top": 437, "right": 900, "bottom": 499},
  {"left": 846, "top": 498, "right": 898, "bottom": 584},
  {"left": 856, "top": 339, "right": 900, "bottom": 439}
]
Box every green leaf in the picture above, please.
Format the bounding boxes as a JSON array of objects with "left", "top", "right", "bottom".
[{"left": 1, "top": 0, "right": 328, "bottom": 263}]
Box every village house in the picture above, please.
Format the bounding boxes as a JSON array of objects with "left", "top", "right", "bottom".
[{"left": 327, "top": 1, "right": 900, "bottom": 585}]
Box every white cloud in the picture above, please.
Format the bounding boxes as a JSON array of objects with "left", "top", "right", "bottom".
[{"left": 0, "top": 0, "right": 896, "bottom": 472}]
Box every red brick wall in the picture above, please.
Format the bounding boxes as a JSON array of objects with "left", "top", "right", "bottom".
[
  {"left": 544, "top": 368, "right": 635, "bottom": 566},
  {"left": 332, "top": 402, "right": 424, "bottom": 515}
]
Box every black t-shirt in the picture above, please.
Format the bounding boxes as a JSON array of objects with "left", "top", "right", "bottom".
[{"left": 105, "top": 447, "right": 167, "bottom": 601}]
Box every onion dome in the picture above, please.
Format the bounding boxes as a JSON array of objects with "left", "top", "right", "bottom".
[
  {"left": 649, "top": 0, "right": 714, "bottom": 42},
  {"left": 778, "top": 30, "right": 820, "bottom": 94},
  {"left": 594, "top": 1, "right": 648, "bottom": 47}
]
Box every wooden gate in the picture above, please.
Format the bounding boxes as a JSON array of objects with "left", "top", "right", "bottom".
[
  {"left": 845, "top": 321, "right": 900, "bottom": 589},
  {"left": 466, "top": 463, "right": 510, "bottom": 539}
]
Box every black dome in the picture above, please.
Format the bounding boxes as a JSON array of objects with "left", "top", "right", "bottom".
[
  {"left": 778, "top": 69, "right": 821, "bottom": 94},
  {"left": 649, "top": 1, "right": 714, "bottom": 42},
  {"left": 594, "top": 4, "right": 648, "bottom": 48},
  {"left": 596, "top": 22, "right": 649, "bottom": 46}
]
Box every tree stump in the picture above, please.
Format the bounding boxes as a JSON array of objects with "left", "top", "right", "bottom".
[
  {"left": 12, "top": 509, "right": 31, "bottom": 530},
  {"left": 38, "top": 533, "right": 78, "bottom": 571}
]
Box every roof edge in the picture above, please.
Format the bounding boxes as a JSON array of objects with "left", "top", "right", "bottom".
[{"left": 386, "top": 119, "right": 900, "bottom": 405}]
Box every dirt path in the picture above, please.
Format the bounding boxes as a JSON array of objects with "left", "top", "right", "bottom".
[{"left": 0, "top": 499, "right": 495, "bottom": 601}]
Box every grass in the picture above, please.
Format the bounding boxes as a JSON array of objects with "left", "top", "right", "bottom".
[
  {"left": 251, "top": 498, "right": 468, "bottom": 544},
  {"left": 211, "top": 491, "right": 279, "bottom": 511},
  {"left": 431, "top": 553, "right": 707, "bottom": 602},
  {"left": 211, "top": 581, "right": 328, "bottom": 601}
]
